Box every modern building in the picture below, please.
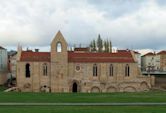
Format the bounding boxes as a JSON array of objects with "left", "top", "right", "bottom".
[
  {"left": 8, "top": 50, "right": 17, "bottom": 78},
  {"left": 141, "top": 51, "right": 166, "bottom": 72},
  {"left": 133, "top": 51, "right": 141, "bottom": 69},
  {"left": 0, "top": 46, "right": 8, "bottom": 84},
  {"left": 157, "top": 51, "right": 166, "bottom": 71},
  {"left": 16, "top": 31, "right": 155, "bottom": 92}
]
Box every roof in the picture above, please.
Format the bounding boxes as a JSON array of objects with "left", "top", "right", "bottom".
[
  {"left": 8, "top": 51, "right": 17, "bottom": 56},
  {"left": 20, "top": 51, "right": 50, "bottom": 62},
  {"left": 0, "top": 46, "right": 6, "bottom": 50},
  {"left": 20, "top": 50, "right": 135, "bottom": 63},
  {"left": 68, "top": 51, "right": 135, "bottom": 63},
  {"left": 157, "top": 50, "right": 166, "bottom": 55},
  {"left": 142, "top": 52, "right": 155, "bottom": 57},
  {"left": 74, "top": 48, "right": 89, "bottom": 52},
  {"left": 133, "top": 51, "right": 140, "bottom": 54}
]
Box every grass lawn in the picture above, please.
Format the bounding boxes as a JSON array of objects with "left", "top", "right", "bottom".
[
  {"left": 0, "top": 91, "right": 166, "bottom": 103},
  {"left": 0, "top": 91, "right": 166, "bottom": 113},
  {"left": 0, "top": 106, "right": 166, "bottom": 113},
  {"left": 0, "top": 85, "right": 7, "bottom": 91}
]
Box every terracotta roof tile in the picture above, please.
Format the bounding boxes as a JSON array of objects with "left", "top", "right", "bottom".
[
  {"left": 68, "top": 51, "right": 135, "bottom": 63},
  {"left": 143, "top": 52, "right": 155, "bottom": 57},
  {"left": 74, "top": 48, "right": 89, "bottom": 52},
  {"left": 157, "top": 50, "right": 166, "bottom": 55},
  {"left": 20, "top": 51, "right": 50, "bottom": 62},
  {"left": 20, "top": 51, "right": 135, "bottom": 63}
]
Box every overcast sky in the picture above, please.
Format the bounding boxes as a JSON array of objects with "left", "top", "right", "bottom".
[{"left": 0, "top": 0, "right": 166, "bottom": 51}]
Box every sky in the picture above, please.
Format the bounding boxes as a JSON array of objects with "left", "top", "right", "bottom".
[{"left": 0, "top": 0, "right": 166, "bottom": 53}]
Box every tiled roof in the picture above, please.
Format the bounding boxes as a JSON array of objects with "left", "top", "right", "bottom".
[
  {"left": 133, "top": 51, "right": 140, "bottom": 54},
  {"left": 20, "top": 51, "right": 135, "bottom": 63},
  {"left": 68, "top": 51, "right": 135, "bottom": 63},
  {"left": 143, "top": 52, "right": 155, "bottom": 57},
  {"left": 157, "top": 50, "right": 166, "bottom": 55},
  {"left": 20, "top": 51, "right": 50, "bottom": 62},
  {"left": 74, "top": 48, "right": 89, "bottom": 52},
  {"left": 0, "top": 46, "right": 6, "bottom": 50}
]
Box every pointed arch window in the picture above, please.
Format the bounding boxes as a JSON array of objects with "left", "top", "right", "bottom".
[
  {"left": 43, "top": 63, "right": 47, "bottom": 76},
  {"left": 56, "top": 42, "right": 62, "bottom": 52},
  {"left": 109, "top": 64, "right": 113, "bottom": 76},
  {"left": 25, "top": 63, "right": 30, "bottom": 78},
  {"left": 125, "top": 64, "right": 130, "bottom": 77},
  {"left": 93, "top": 64, "right": 98, "bottom": 77}
]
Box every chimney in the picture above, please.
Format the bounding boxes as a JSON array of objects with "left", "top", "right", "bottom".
[{"left": 35, "top": 49, "right": 39, "bottom": 52}]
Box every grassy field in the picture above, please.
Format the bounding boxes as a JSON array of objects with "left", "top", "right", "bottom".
[
  {"left": 0, "top": 91, "right": 166, "bottom": 103},
  {"left": 0, "top": 91, "right": 166, "bottom": 113},
  {"left": 0, "top": 85, "right": 7, "bottom": 91},
  {"left": 0, "top": 106, "right": 166, "bottom": 113}
]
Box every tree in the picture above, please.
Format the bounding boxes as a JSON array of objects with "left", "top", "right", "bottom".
[
  {"left": 97, "top": 34, "right": 103, "bottom": 52},
  {"left": 104, "top": 41, "right": 107, "bottom": 52},
  {"left": 104, "top": 39, "right": 109, "bottom": 52},
  {"left": 89, "top": 34, "right": 112, "bottom": 53},
  {"left": 109, "top": 40, "right": 112, "bottom": 53},
  {"left": 92, "top": 39, "right": 96, "bottom": 51},
  {"left": 89, "top": 40, "right": 96, "bottom": 52}
]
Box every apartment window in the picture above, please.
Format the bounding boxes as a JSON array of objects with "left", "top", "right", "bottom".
[{"left": 93, "top": 64, "right": 97, "bottom": 76}]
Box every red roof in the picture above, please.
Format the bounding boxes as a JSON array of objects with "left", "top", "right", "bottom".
[
  {"left": 68, "top": 51, "right": 135, "bottom": 63},
  {"left": 74, "top": 48, "right": 89, "bottom": 52},
  {"left": 157, "top": 50, "right": 166, "bottom": 55},
  {"left": 20, "top": 51, "right": 135, "bottom": 63},
  {"left": 20, "top": 51, "right": 50, "bottom": 62}
]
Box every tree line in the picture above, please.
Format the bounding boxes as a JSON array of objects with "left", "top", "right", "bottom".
[{"left": 89, "top": 34, "right": 112, "bottom": 53}]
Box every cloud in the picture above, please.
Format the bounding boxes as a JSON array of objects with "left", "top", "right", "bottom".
[{"left": 0, "top": 0, "right": 166, "bottom": 50}]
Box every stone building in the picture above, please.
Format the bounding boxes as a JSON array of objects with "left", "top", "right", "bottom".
[{"left": 16, "top": 31, "right": 155, "bottom": 92}]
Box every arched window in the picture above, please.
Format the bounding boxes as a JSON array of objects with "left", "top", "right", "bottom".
[
  {"left": 125, "top": 64, "right": 130, "bottom": 77},
  {"left": 110, "top": 64, "right": 113, "bottom": 76},
  {"left": 25, "top": 63, "right": 30, "bottom": 78},
  {"left": 93, "top": 64, "right": 97, "bottom": 77},
  {"left": 56, "top": 42, "right": 62, "bottom": 52},
  {"left": 43, "top": 63, "right": 47, "bottom": 76}
]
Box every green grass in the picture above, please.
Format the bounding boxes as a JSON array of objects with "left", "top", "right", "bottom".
[
  {"left": 0, "top": 85, "right": 7, "bottom": 91},
  {"left": 0, "top": 106, "right": 166, "bottom": 113},
  {"left": 0, "top": 91, "right": 166, "bottom": 103},
  {"left": 0, "top": 92, "right": 166, "bottom": 113}
]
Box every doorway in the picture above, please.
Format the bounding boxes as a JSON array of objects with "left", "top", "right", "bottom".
[{"left": 72, "top": 82, "right": 78, "bottom": 93}]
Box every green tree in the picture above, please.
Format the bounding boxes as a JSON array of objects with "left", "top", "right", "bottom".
[
  {"left": 109, "top": 40, "right": 112, "bottom": 53},
  {"left": 89, "top": 35, "right": 112, "bottom": 53},
  {"left": 104, "top": 41, "right": 107, "bottom": 52},
  {"left": 92, "top": 39, "right": 96, "bottom": 51},
  {"left": 97, "top": 34, "right": 103, "bottom": 52},
  {"left": 104, "top": 39, "right": 109, "bottom": 52}
]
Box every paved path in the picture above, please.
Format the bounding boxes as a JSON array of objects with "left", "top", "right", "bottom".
[{"left": 0, "top": 103, "right": 166, "bottom": 106}]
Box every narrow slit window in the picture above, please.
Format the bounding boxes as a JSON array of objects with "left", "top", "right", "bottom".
[
  {"left": 93, "top": 64, "right": 97, "bottom": 76},
  {"left": 25, "top": 63, "right": 30, "bottom": 78},
  {"left": 110, "top": 64, "right": 113, "bottom": 76}
]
